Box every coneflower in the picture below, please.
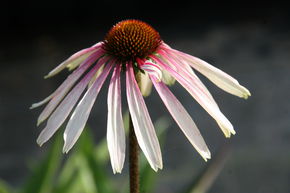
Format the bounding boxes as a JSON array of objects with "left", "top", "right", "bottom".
[{"left": 31, "top": 19, "right": 250, "bottom": 174}]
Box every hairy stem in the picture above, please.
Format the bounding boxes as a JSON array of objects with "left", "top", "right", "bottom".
[{"left": 129, "top": 114, "right": 139, "bottom": 193}]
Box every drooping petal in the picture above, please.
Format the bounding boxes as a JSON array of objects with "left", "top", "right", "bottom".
[
  {"left": 160, "top": 50, "right": 234, "bottom": 136},
  {"left": 165, "top": 48, "right": 251, "bottom": 99},
  {"left": 135, "top": 71, "right": 153, "bottom": 97},
  {"left": 88, "top": 64, "right": 105, "bottom": 88},
  {"left": 126, "top": 62, "right": 163, "bottom": 171},
  {"left": 45, "top": 42, "right": 103, "bottom": 78},
  {"left": 63, "top": 62, "right": 113, "bottom": 153},
  {"left": 135, "top": 58, "right": 153, "bottom": 97},
  {"left": 37, "top": 59, "right": 106, "bottom": 146},
  {"left": 158, "top": 50, "right": 219, "bottom": 109},
  {"left": 151, "top": 55, "right": 235, "bottom": 137},
  {"left": 151, "top": 76, "right": 211, "bottom": 161},
  {"left": 36, "top": 53, "right": 104, "bottom": 126},
  {"left": 66, "top": 51, "right": 96, "bottom": 71},
  {"left": 140, "top": 61, "right": 162, "bottom": 81},
  {"left": 107, "top": 64, "right": 125, "bottom": 174},
  {"left": 161, "top": 69, "right": 176, "bottom": 86}
]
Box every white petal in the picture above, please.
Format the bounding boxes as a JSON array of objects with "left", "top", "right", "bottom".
[
  {"left": 126, "top": 62, "right": 163, "bottom": 171},
  {"left": 30, "top": 94, "right": 53, "bottom": 109},
  {"left": 151, "top": 77, "right": 211, "bottom": 161},
  {"left": 37, "top": 54, "right": 101, "bottom": 125},
  {"left": 37, "top": 60, "right": 105, "bottom": 146},
  {"left": 63, "top": 63, "right": 113, "bottom": 153},
  {"left": 172, "top": 50, "right": 251, "bottom": 99},
  {"left": 45, "top": 43, "right": 102, "bottom": 78},
  {"left": 217, "top": 122, "right": 233, "bottom": 138},
  {"left": 151, "top": 55, "right": 235, "bottom": 137},
  {"left": 107, "top": 65, "right": 125, "bottom": 174},
  {"left": 161, "top": 69, "right": 176, "bottom": 86},
  {"left": 135, "top": 71, "right": 153, "bottom": 97}
]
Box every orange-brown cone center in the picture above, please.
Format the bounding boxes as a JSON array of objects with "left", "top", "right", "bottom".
[{"left": 103, "top": 20, "right": 161, "bottom": 61}]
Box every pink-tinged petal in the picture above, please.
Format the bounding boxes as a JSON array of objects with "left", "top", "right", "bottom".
[
  {"left": 151, "top": 76, "right": 211, "bottom": 161},
  {"left": 45, "top": 42, "right": 103, "bottom": 78},
  {"left": 152, "top": 53, "right": 216, "bottom": 106},
  {"left": 159, "top": 52, "right": 230, "bottom": 141},
  {"left": 166, "top": 48, "right": 251, "bottom": 99},
  {"left": 126, "top": 62, "right": 163, "bottom": 171},
  {"left": 158, "top": 50, "right": 219, "bottom": 109},
  {"left": 160, "top": 51, "right": 234, "bottom": 136},
  {"left": 107, "top": 64, "right": 125, "bottom": 174},
  {"left": 140, "top": 61, "right": 162, "bottom": 81},
  {"left": 159, "top": 42, "right": 171, "bottom": 50},
  {"left": 37, "top": 53, "right": 103, "bottom": 126},
  {"left": 151, "top": 55, "right": 235, "bottom": 137},
  {"left": 37, "top": 60, "right": 106, "bottom": 146},
  {"left": 66, "top": 51, "right": 96, "bottom": 71},
  {"left": 88, "top": 64, "right": 105, "bottom": 88},
  {"left": 135, "top": 58, "right": 153, "bottom": 97},
  {"left": 63, "top": 62, "right": 113, "bottom": 153}
]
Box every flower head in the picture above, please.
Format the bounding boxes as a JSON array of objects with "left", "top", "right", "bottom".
[
  {"left": 32, "top": 19, "right": 250, "bottom": 173},
  {"left": 103, "top": 19, "right": 161, "bottom": 61}
]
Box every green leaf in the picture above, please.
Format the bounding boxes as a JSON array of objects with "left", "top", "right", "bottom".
[
  {"left": 20, "top": 132, "right": 62, "bottom": 193},
  {"left": 94, "top": 137, "right": 109, "bottom": 164},
  {"left": 53, "top": 127, "right": 116, "bottom": 193},
  {"left": 53, "top": 154, "right": 80, "bottom": 193},
  {"left": 77, "top": 128, "right": 115, "bottom": 193},
  {"left": 75, "top": 154, "right": 99, "bottom": 193},
  {"left": 0, "top": 179, "right": 12, "bottom": 193}
]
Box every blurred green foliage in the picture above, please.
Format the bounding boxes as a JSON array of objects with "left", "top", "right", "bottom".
[
  {"left": 0, "top": 116, "right": 170, "bottom": 193},
  {"left": 0, "top": 116, "right": 228, "bottom": 193}
]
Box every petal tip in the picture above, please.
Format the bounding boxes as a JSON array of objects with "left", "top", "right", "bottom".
[
  {"left": 240, "top": 86, "right": 251, "bottom": 99},
  {"left": 150, "top": 162, "right": 162, "bottom": 172},
  {"left": 36, "top": 133, "right": 47, "bottom": 147},
  {"left": 62, "top": 137, "right": 73, "bottom": 154},
  {"left": 243, "top": 91, "right": 251, "bottom": 99},
  {"left": 114, "top": 168, "right": 122, "bottom": 174},
  {"left": 37, "top": 139, "right": 43, "bottom": 147},
  {"left": 205, "top": 151, "right": 212, "bottom": 160},
  {"left": 200, "top": 149, "right": 211, "bottom": 162},
  {"left": 62, "top": 146, "right": 69, "bottom": 154},
  {"left": 37, "top": 119, "right": 42, "bottom": 127},
  {"left": 152, "top": 166, "right": 158, "bottom": 172},
  {"left": 225, "top": 134, "right": 231, "bottom": 138},
  {"left": 62, "top": 134, "right": 69, "bottom": 153},
  {"left": 44, "top": 74, "right": 52, "bottom": 79},
  {"left": 30, "top": 104, "right": 36, "bottom": 109},
  {"left": 155, "top": 161, "right": 163, "bottom": 171}
]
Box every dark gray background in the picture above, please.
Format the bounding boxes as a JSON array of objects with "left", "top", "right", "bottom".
[{"left": 1, "top": 1, "right": 289, "bottom": 192}]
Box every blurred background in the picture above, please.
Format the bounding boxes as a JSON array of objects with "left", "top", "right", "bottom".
[{"left": 0, "top": 0, "right": 290, "bottom": 193}]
